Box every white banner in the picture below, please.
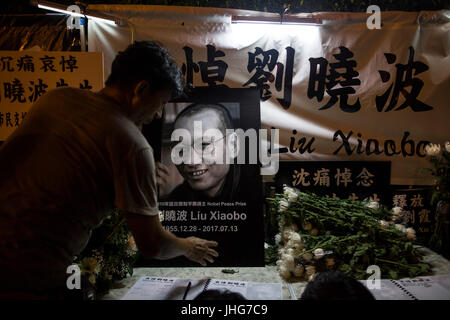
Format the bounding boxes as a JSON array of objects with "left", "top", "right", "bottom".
[
  {"left": 0, "top": 50, "right": 104, "bottom": 140},
  {"left": 87, "top": 5, "right": 450, "bottom": 185}
]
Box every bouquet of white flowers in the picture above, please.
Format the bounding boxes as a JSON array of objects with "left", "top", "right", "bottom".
[
  {"left": 266, "top": 187, "right": 431, "bottom": 281},
  {"left": 423, "top": 142, "right": 450, "bottom": 259},
  {"left": 73, "top": 208, "right": 140, "bottom": 295},
  {"left": 422, "top": 142, "right": 450, "bottom": 205}
]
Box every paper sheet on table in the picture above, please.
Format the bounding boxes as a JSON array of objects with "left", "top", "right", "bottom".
[
  {"left": 122, "top": 276, "right": 208, "bottom": 300},
  {"left": 397, "top": 277, "right": 450, "bottom": 300},
  {"left": 206, "top": 279, "right": 282, "bottom": 300},
  {"left": 122, "top": 276, "right": 283, "bottom": 300},
  {"left": 361, "top": 275, "right": 450, "bottom": 300}
]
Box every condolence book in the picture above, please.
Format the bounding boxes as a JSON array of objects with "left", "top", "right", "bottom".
[
  {"left": 361, "top": 275, "right": 450, "bottom": 300},
  {"left": 122, "top": 276, "right": 283, "bottom": 300}
]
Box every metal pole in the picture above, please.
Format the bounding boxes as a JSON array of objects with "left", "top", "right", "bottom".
[{"left": 80, "top": 19, "right": 86, "bottom": 52}]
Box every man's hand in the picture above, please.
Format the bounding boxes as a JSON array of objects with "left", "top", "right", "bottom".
[
  {"left": 125, "top": 212, "right": 219, "bottom": 265},
  {"left": 182, "top": 237, "right": 219, "bottom": 266}
]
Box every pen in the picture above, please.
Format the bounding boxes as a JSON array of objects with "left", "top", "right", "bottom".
[{"left": 182, "top": 281, "right": 192, "bottom": 300}]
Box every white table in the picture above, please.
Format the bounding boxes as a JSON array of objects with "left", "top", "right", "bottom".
[{"left": 100, "top": 246, "right": 450, "bottom": 300}]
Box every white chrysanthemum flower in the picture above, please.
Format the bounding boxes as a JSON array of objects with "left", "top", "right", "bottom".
[
  {"left": 286, "top": 248, "right": 294, "bottom": 256},
  {"left": 308, "top": 274, "right": 318, "bottom": 282},
  {"left": 88, "top": 274, "right": 96, "bottom": 285},
  {"left": 302, "top": 252, "right": 313, "bottom": 261},
  {"left": 288, "top": 192, "right": 298, "bottom": 203},
  {"left": 286, "top": 239, "right": 295, "bottom": 248},
  {"left": 424, "top": 143, "right": 441, "bottom": 156},
  {"left": 326, "top": 258, "right": 335, "bottom": 268},
  {"left": 282, "top": 230, "right": 294, "bottom": 242},
  {"left": 366, "top": 201, "right": 380, "bottom": 209},
  {"left": 284, "top": 224, "right": 297, "bottom": 233},
  {"left": 283, "top": 186, "right": 294, "bottom": 194},
  {"left": 283, "top": 186, "right": 298, "bottom": 200},
  {"left": 293, "top": 241, "right": 304, "bottom": 250},
  {"left": 445, "top": 141, "right": 450, "bottom": 153},
  {"left": 284, "top": 187, "right": 299, "bottom": 203},
  {"left": 302, "top": 222, "right": 313, "bottom": 231},
  {"left": 289, "top": 232, "right": 301, "bottom": 243},
  {"left": 264, "top": 242, "right": 269, "bottom": 249},
  {"left": 391, "top": 207, "right": 404, "bottom": 221},
  {"left": 406, "top": 228, "right": 417, "bottom": 240},
  {"left": 313, "top": 248, "right": 325, "bottom": 259},
  {"left": 128, "top": 236, "right": 138, "bottom": 252},
  {"left": 286, "top": 260, "right": 295, "bottom": 271},
  {"left": 293, "top": 265, "right": 304, "bottom": 277},
  {"left": 80, "top": 257, "right": 100, "bottom": 275},
  {"left": 279, "top": 216, "right": 286, "bottom": 228},
  {"left": 280, "top": 268, "right": 291, "bottom": 279},
  {"left": 276, "top": 259, "right": 284, "bottom": 267},
  {"left": 292, "top": 245, "right": 304, "bottom": 257},
  {"left": 379, "top": 220, "right": 390, "bottom": 228},
  {"left": 278, "top": 198, "right": 289, "bottom": 212},
  {"left": 281, "top": 253, "right": 295, "bottom": 264},
  {"left": 305, "top": 265, "right": 316, "bottom": 276},
  {"left": 274, "top": 233, "right": 281, "bottom": 246},
  {"left": 395, "top": 224, "right": 407, "bottom": 233}
]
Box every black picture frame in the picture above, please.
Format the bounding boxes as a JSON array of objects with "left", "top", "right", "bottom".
[{"left": 138, "top": 87, "right": 265, "bottom": 267}]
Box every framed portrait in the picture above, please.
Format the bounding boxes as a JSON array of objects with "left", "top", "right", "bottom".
[{"left": 139, "top": 87, "right": 265, "bottom": 267}]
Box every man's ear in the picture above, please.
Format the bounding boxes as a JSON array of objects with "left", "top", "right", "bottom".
[{"left": 134, "top": 80, "right": 150, "bottom": 96}]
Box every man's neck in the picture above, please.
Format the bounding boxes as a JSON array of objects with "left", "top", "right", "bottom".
[{"left": 97, "top": 86, "right": 132, "bottom": 117}]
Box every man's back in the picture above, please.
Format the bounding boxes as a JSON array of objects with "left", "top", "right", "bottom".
[{"left": 0, "top": 87, "right": 153, "bottom": 294}]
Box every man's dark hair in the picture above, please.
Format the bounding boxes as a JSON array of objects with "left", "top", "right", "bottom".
[
  {"left": 300, "top": 271, "right": 375, "bottom": 300},
  {"left": 194, "top": 289, "right": 246, "bottom": 300},
  {"left": 105, "top": 40, "right": 184, "bottom": 99}
]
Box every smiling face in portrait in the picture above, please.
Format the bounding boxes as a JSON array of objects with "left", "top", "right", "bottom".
[{"left": 174, "top": 108, "right": 232, "bottom": 198}]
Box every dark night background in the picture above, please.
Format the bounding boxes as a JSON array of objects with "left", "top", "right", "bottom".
[{"left": 1, "top": 0, "right": 449, "bottom": 14}]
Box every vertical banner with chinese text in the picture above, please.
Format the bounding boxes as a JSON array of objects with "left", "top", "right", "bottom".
[{"left": 389, "top": 186, "right": 434, "bottom": 241}]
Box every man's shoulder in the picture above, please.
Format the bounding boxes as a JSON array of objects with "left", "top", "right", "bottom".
[
  {"left": 43, "top": 87, "right": 91, "bottom": 99},
  {"left": 33, "top": 87, "right": 95, "bottom": 111}
]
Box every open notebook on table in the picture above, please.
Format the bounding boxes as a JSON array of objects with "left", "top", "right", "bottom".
[
  {"left": 361, "top": 275, "right": 450, "bottom": 300},
  {"left": 122, "top": 276, "right": 283, "bottom": 300}
]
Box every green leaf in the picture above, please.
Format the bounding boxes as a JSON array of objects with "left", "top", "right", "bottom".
[
  {"left": 222, "top": 269, "right": 239, "bottom": 274},
  {"left": 388, "top": 270, "right": 398, "bottom": 279}
]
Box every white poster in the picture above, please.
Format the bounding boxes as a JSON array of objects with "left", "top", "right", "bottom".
[{"left": 0, "top": 51, "right": 104, "bottom": 140}]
